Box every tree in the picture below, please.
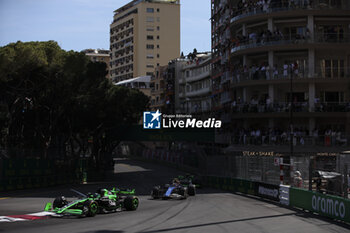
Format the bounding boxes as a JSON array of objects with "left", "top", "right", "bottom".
[{"left": 0, "top": 41, "right": 149, "bottom": 168}]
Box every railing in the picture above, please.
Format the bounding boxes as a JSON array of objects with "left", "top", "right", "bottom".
[
  {"left": 150, "top": 100, "right": 164, "bottom": 107},
  {"left": 177, "top": 107, "right": 211, "bottom": 114},
  {"left": 230, "top": 2, "right": 349, "bottom": 23},
  {"left": 314, "top": 102, "right": 350, "bottom": 112},
  {"left": 186, "top": 87, "right": 211, "bottom": 98},
  {"left": 230, "top": 102, "right": 350, "bottom": 113},
  {"left": 216, "top": 134, "right": 349, "bottom": 147},
  {"left": 186, "top": 70, "right": 210, "bottom": 83},
  {"left": 232, "top": 33, "right": 350, "bottom": 54},
  {"left": 231, "top": 102, "right": 308, "bottom": 113},
  {"left": 230, "top": 66, "right": 350, "bottom": 84}
]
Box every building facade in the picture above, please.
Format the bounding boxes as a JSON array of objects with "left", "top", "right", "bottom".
[
  {"left": 212, "top": 0, "right": 350, "bottom": 148},
  {"left": 178, "top": 53, "right": 212, "bottom": 115},
  {"left": 82, "top": 49, "right": 111, "bottom": 79},
  {"left": 110, "top": 0, "right": 180, "bottom": 83},
  {"left": 150, "top": 65, "right": 168, "bottom": 111}
]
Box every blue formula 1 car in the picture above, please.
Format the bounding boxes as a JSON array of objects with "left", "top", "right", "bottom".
[{"left": 151, "top": 179, "right": 196, "bottom": 199}]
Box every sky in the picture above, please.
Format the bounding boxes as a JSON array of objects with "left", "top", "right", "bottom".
[{"left": 0, "top": 0, "right": 211, "bottom": 55}]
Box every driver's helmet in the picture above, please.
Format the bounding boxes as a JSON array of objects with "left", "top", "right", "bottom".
[
  {"left": 97, "top": 188, "right": 108, "bottom": 196},
  {"left": 173, "top": 178, "right": 180, "bottom": 185}
]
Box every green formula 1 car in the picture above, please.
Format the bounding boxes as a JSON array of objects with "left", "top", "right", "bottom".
[{"left": 44, "top": 188, "right": 139, "bottom": 217}]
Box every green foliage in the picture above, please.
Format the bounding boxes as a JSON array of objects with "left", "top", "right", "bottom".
[{"left": 0, "top": 41, "right": 149, "bottom": 163}]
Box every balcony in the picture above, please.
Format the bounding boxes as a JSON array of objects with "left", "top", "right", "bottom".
[
  {"left": 186, "top": 70, "right": 210, "bottom": 83},
  {"left": 179, "top": 105, "right": 212, "bottom": 114},
  {"left": 230, "top": 102, "right": 350, "bottom": 114},
  {"left": 231, "top": 33, "right": 350, "bottom": 54},
  {"left": 220, "top": 92, "right": 231, "bottom": 105},
  {"left": 230, "top": 66, "right": 350, "bottom": 87},
  {"left": 178, "top": 77, "right": 185, "bottom": 84},
  {"left": 230, "top": 2, "right": 350, "bottom": 24},
  {"left": 220, "top": 134, "right": 350, "bottom": 147},
  {"left": 151, "top": 100, "right": 165, "bottom": 108},
  {"left": 186, "top": 87, "right": 211, "bottom": 98}
]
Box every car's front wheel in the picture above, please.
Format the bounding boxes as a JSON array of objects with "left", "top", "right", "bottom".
[
  {"left": 151, "top": 186, "right": 160, "bottom": 199},
  {"left": 84, "top": 200, "right": 98, "bottom": 217}
]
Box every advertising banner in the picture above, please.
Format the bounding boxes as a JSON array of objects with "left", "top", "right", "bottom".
[
  {"left": 255, "top": 182, "right": 280, "bottom": 202},
  {"left": 290, "top": 188, "right": 350, "bottom": 223}
]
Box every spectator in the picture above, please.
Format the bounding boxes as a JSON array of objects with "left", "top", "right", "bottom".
[
  {"left": 294, "top": 171, "right": 303, "bottom": 188},
  {"left": 283, "top": 62, "right": 289, "bottom": 78}
]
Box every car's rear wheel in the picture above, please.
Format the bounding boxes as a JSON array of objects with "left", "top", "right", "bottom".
[
  {"left": 124, "top": 196, "right": 139, "bottom": 211},
  {"left": 188, "top": 185, "right": 196, "bottom": 196}
]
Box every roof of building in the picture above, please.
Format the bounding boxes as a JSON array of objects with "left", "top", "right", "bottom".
[{"left": 114, "top": 0, "right": 179, "bottom": 14}]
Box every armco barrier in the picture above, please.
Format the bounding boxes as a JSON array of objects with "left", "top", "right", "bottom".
[
  {"left": 205, "top": 176, "right": 350, "bottom": 224},
  {"left": 290, "top": 187, "right": 350, "bottom": 223}
]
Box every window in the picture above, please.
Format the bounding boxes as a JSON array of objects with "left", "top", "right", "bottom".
[
  {"left": 157, "top": 26, "right": 160, "bottom": 31},
  {"left": 157, "top": 44, "right": 160, "bottom": 48},
  {"left": 157, "top": 8, "right": 160, "bottom": 12},
  {"left": 146, "top": 44, "right": 154, "bottom": 49},
  {"left": 147, "top": 54, "right": 154, "bottom": 59},
  {"left": 157, "top": 63, "right": 160, "bottom": 66},
  {"left": 157, "top": 54, "right": 160, "bottom": 58},
  {"left": 146, "top": 72, "right": 154, "bottom": 76},
  {"left": 157, "top": 17, "right": 160, "bottom": 22},
  {"left": 146, "top": 26, "right": 154, "bottom": 31},
  {"left": 157, "top": 35, "right": 160, "bottom": 39},
  {"left": 146, "top": 17, "right": 154, "bottom": 22},
  {"left": 147, "top": 35, "right": 154, "bottom": 40},
  {"left": 147, "top": 8, "right": 154, "bottom": 13},
  {"left": 146, "top": 64, "right": 154, "bottom": 68}
]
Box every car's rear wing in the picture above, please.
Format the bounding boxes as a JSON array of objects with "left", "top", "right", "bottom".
[{"left": 112, "top": 187, "right": 135, "bottom": 195}]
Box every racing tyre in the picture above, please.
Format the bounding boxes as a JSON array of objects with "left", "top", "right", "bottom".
[
  {"left": 84, "top": 200, "right": 99, "bottom": 217},
  {"left": 178, "top": 187, "right": 188, "bottom": 199},
  {"left": 151, "top": 186, "right": 160, "bottom": 199},
  {"left": 124, "top": 196, "right": 139, "bottom": 211},
  {"left": 53, "top": 196, "right": 68, "bottom": 209},
  {"left": 188, "top": 185, "right": 196, "bottom": 196}
]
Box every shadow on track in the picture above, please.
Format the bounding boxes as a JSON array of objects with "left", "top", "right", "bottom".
[{"left": 139, "top": 213, "right": 296, "bottom": 232}]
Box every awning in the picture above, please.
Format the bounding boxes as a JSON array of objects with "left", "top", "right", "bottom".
[{"left": 115, "top": 76, "right": 151, "bottom": 85}]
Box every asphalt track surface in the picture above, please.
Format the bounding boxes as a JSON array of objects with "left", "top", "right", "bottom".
[{"left": 1, "top": 158, "right": 349, "bottom": 233}]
